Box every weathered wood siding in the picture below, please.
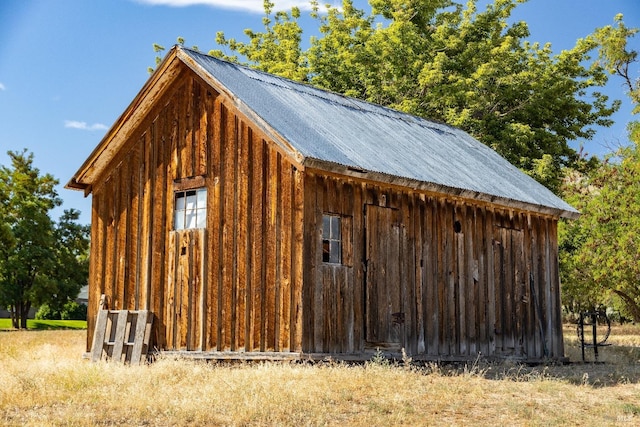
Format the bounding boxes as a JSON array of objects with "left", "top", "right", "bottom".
[
  {"left": 86, "top": 63, "right": 563, "bottom": 361},
  {"left": 303, "top": 172, "right": 564, "bottom": 360},
  {"left": 87, "top": 69, "right": 304, "bottom": 353}
]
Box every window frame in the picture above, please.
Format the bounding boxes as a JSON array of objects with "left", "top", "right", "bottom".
[
  {"left": 173, "top": 187, "right": 207, "bottom": 230},
  {"left": 322, "top": 214, "right": 342, "bottom": 264}
]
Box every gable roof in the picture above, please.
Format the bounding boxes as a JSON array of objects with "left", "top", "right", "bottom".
[{"left": 68, "top": 45, "right": 578, "bottom": 219}]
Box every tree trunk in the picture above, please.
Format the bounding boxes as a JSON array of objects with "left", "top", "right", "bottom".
[
  {"left": 20, "top": 301, "right": 30, "bottom": 329},
  {"left": 10, "top": 301, "right": 31, "bottom": 329},
  {"left": 612, "top": 289, "right": 640, "bottom": 323},
  {"left": 10, "top": 305, "right": 18, "bottom": 329}
]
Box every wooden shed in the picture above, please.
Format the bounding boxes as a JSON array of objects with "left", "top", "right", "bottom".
[{"left": 67, "top": 46, "right": 578, "bottom": 362}]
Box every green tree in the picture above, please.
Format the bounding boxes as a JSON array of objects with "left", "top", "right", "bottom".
[
  {"left": 565, "top": 140, "right": 640, "bottom": 322},
  {"left": 189, "top": 0, "right": 625, "bottom": 192},
  {"left": 559, "top": 165, "right": 604, "bottom": 317},
  {"left": 0, "top": 150, "right": 89, "bottom": 328},
  {"left": 40, "top": 209, "right": 90, "bottom": 319},
  {"left": 559, "top": 16, "right": 640, "bottom": 321},
  {"left": 212, "top": 1, "right": 307, "bottom": 81}
]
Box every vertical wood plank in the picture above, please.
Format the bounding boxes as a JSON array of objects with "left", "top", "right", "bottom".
[
  {"left": 249, "top": 138, "right": 265, "bottom": 351},
  {"left": 302, "top": 172, "right": 317, "bottom": 352},
  {"left": 186, "top": 78, "right": 198, "bottom": 178},
  {"left": 258, "top": 140, "right": 269, "bottom": 351},
  {"left": 402, "top": 192, "right": 415, "bottom": 354},
  {"left": 486, "top": 208, "right": 496, "bottom": 356},
  {"left": 240, "top": 124, "right": 253, "bottom": 351},
  {"left": 312, "top": 174, "right": 324, "bottom": 352},
  {"left": 495, "top": 223, "right": 506, "bottom": 353},
  {"left": 196, "top": 85, "right": 210, "bottom": 177},
  {"left": 455, "top": 205, "right": 466, "bottom": 355},
  {"left": 435, "top": 200, "right": 445, "bottom": 354},
  {"left": 91, "top": 308, "right": 109, "bottom": 362},
  {"left": 351, "top": 183, "right": 364, "bottom": 352},
  {"left": 140, "top": 120, "right": 154, "bottom": 314},
  {"left": 476, "top": 207, "right": 488, "bottom": 356},
  {"left": 279, "top": 162, "right": 293, "bottom": 351},
  {"left": 291, "top": 167, "right": 305, "bottom": 352},
  {"left": 166, "top": 232, "right": 177, "bottom": 349},
  {"left": 466, "top": 207, "right": 477, "bottom": 356},
  {"left": 111, "top": 311, "right": 130, "bottom": 363},
  {"left": 130, "top": 311, "right": 146, "bottom": 364},
  {"left": 273, "top": 154, "right": 283, "bottom": 351},
  {"left": 180, "top": 79, "right": 193, "bottom": 179},
  {"left": 341, "top": 182, "right": 354, "bottom": 352},
  {"left": 425, "top": 197, "right": 438, "bottom": 355},
  {"left": 264, "top": 146, "right": 278, "bottom": 351},
  {"left": 150, "top": 102, "right": 170, "bottom": 349},
  {"left": 515, "top": 221, "right": 525, "bottom": 356},
  {"left": 88, "top": 191, "right": 107, "bottom": 351},
  {"left": 523, "top": 214, "right": 535, "bottom": 358},
  {"left": 135, "top": 136, "right": 148, "bottom": 311},
  {"left": 207, "top": 96, "right": 223, "bottom": 351},
  {"left": 220, "top": 105, "right": 235, "bottom": 351},
  {"left": 115, "top": 163, "right": 129, "bottom": 311},
  {"left": 504, "top": 221, "right": 515, "bottom": 353},
  {"left": 181, "top": 231, "right": 192, "bottom": 350},
  {"left": 445, "top": 202, "right": 456, "bottom": 355},
  {"left": 542, "top": 217, "right": 553, "bottom": 356},
  {"left": 415, "top": 195, "right": 425, "bottom": 355},
  {"left": 128, "top": 146, "right": 141, "bottom": 310},
  {"left": 198, "top": 228, "right": 208, "bottom": 351},
  {"left": 228, "top": 116, "right": 240, "bottom": 351},
  {"left": 104, "top": 177, "right": 116, "bottom": 310},
  {"left": 236, "top": 120, "right": 249, "bottom": 351},
  {"left": 130, "top": 311, "right": 151, "bottom": 365}
]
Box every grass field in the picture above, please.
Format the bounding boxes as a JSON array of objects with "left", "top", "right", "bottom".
[
  {"left": 0, "top": 325, "right": 639, "bottom": 426},
  {"left": 0, "top": 319, "right": 87, "bottom": 330}
]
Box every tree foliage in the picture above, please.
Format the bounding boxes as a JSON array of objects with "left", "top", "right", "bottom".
[
  {"left": 44, "top": 209, "right": 90, "bottom": 319},
  {"left": 561, "top": 139, "right": 640, "bottom": 322},
  {"left": 0, "top": 150, "right": 89, "bottom": 328},
  {"left": 191, "top": 0, "right": 624, "bottom": 192},
  {"left": 559, "top": 16, "right": 640, "bottom": 321}
]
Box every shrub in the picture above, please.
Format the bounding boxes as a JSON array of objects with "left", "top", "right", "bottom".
[
  {"left": 61, "top": 301, "right": 87, "bottom": 320},
  {"left": 35, "top": 304, "right": 60, "bottom": 320}
]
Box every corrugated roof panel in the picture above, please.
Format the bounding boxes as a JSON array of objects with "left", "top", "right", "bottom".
[{"left": 182, "top": 48, "right": 577, "bottom": 217}]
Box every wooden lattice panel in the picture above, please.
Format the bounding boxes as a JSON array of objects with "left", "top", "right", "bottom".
[{"left": 90, "top": 309, "right": 154, "bottom": 365}]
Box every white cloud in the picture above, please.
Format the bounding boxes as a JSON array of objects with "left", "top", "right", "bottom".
[
  {"left": 134, "top": 0, "right": 327, "bottom": 13},
  {"left": 0, "top": 83, "right": 5, "bottom": 91},
  {"left": 65, "top": 120, "right": 108, "bottom": 131}
]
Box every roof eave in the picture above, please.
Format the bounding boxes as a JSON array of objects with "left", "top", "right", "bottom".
[
  {"left": 65, "top": 46, "right": 184, "bottom": 192},
  {"left": 304, "top": 157, "right": 580, "bottom": 220}
]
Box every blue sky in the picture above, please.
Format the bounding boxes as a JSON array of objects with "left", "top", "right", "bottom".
[{"left": 0, "top": 0, "right": 638, "bottom": 225}]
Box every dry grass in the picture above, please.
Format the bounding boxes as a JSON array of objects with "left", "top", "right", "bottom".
[{"left": 1, "top": 326, "right": 639, "bottom": 426}]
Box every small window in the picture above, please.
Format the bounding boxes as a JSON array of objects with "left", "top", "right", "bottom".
[
  {"left": 174, "top": 188, "right": 207, "bottom": 230},
  {"left": 322, "top": 214, "right": 342, "bottom": 264}
]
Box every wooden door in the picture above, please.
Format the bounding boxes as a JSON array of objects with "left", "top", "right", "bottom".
[
  {"left": 365, "top": 205, "right": 404, "bottom": 349},
  {"left": 166, "top": 229, "right": 207, "bottom": 351}
]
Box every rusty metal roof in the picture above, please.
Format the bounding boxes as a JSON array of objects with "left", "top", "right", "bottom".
[{"left": 180, "top": 47, "right": 577, "bottom": 218}]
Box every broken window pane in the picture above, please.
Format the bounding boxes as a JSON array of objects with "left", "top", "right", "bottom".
[{"left": 322, "top": 214, "right": 341, "bottom": 264}]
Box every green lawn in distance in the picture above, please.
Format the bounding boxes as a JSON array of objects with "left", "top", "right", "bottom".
[{"left": 0, "top": 319, "right": 87, "bottom": 330}]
